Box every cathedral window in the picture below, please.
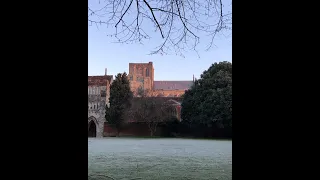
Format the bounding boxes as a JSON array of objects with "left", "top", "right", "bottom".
[{"left": 146, "top": 68, "right": 149, "bottom": 77}]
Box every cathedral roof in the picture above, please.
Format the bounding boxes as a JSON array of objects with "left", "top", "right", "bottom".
[{"left": 153, "top": 81, "right": 193, "bottom": 90}]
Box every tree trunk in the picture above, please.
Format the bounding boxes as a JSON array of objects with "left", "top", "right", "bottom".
[
  {"left": 116, "top": 128, "right": 120, "bottom": 137},
  {"left": 148, "top": 123, "right": 155, "bottom": 137},
  {"left": 150, "top": 123, "right": 157, "bottom": 137}
]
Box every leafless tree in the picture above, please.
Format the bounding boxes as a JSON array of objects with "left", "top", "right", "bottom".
[
  {"left": 88, "top": 0, "right": 232, "bottom": 56},
  {"left": 130, "top": 95, "right": 175, "bottom": 136}
]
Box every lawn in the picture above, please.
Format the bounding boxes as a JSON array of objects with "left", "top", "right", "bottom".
[{"left": 88, "top": 138, "right": 232, "bottom": 180}]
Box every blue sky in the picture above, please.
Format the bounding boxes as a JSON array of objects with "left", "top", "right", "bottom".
[{"left": 88, "top": 0, "right": 232, "bottom": 80}]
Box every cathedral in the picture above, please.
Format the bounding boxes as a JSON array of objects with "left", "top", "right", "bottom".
[
  {"left": 88, "top": 62, "right": 193, "bottom": 137},
  {"left": 128, "top": 62, "right": 193, "bottom": 96}
]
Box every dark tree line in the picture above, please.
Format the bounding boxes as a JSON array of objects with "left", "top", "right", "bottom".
[
  {"left": 105, "top": 73, "right": 176, "bottom": 136},
  {"left": 105, "top": 72, "right": 133, "bottom": 136},
  {"left": 181, "top": 61, "right": 232, "bottom": 138},
  {"left": 105, "top": 61, "right": 232, "bottom": 138},
  {"left": 129, "top": 91, "right": 176, "bottom": 136}
]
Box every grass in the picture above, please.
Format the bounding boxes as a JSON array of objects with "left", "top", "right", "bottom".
[
  {"left": 88, "top": 138, "right": 232, "bottom": 180},
  {"left": 114, "top": 136, "right": 232, "bottom": 141},
  {"left": 115, "top": 135, "right": 165, "bottom": 138}
]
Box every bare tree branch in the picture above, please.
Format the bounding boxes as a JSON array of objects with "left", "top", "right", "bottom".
[
  {"left": 88, "top": 0, "right": 232, "bottom": 56},
  {"left": 115, "top": 0, "right": 133, "bottom": 27},
  {"left": 143, "top": 0, "right": 164, "bottom": 38}
]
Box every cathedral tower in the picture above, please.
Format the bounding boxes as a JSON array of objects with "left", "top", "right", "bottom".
[{"left": 128, "top": 62, "right": 154, "bottom": 95}]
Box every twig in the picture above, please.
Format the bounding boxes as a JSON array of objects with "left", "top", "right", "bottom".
[
  {"left": 143, "top": 0, "right": 165, "bottom": 38},
  {"left": 115, "top": 0, "right": 134, "bottom": 27}
]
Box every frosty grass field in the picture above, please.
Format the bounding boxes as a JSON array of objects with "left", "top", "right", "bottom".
[{"left": 88, "top": 138, "right": 232, "bottom": 180}]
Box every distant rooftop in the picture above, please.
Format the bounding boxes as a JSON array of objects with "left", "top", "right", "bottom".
[
  {"left": 88, "top": 75, "right": 113, "bottom": 86},
  {"left": 129, "top": 62, "right": 153, "bottom": 65},
  {"left": 154, "top": 81, "right": 193, "bottom": 90}
]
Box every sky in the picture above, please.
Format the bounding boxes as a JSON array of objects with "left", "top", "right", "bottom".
[{"left": 88, "top": 0, "right": 232, "bottom": 80}]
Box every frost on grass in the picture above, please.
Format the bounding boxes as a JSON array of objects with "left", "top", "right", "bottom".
[{"left": 88, "top": 138, "right": 232, "bottom": 180}]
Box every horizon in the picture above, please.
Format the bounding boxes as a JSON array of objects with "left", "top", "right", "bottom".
[{"left": 87, "top": 60, "right": 232, "bottom": 81}]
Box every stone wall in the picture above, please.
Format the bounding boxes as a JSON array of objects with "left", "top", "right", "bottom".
[
  {"left": 88, "top": 75, "right": 113, "bottom": 137},
  {"left": 88, "top": 94, "right": 106, "bottom": 137},
  {"left": 88, "top": 112, "right": 104, "bottom": 138},
  {"left": 151, "top": 89, "right": 185, "bottom": 97}
]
